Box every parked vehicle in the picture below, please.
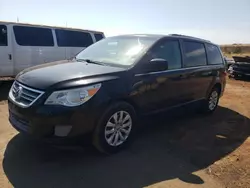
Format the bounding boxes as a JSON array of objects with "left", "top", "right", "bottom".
[
  {"left": 232, "top": 56, "right": 250, "bottom": 63},
  {"left": 0, "top": 21, "right": 105, "bottom": 82},
  {"left": 224, "top": 57, "right": 235, "bottom": 69},
  {"left": 228, "top": 56, "right": 250, "bottom": 79},
  {"left": 8, "top": 34, "right": 227, "bottom": 153}
]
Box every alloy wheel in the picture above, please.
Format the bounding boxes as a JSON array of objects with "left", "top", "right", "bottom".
[{"left": 104, "top": 111, "right": 132, "bottom": 146}]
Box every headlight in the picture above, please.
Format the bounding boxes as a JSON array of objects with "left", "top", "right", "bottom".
[{"left": 45, "top": 83, "right": 101, "bottom": 106}]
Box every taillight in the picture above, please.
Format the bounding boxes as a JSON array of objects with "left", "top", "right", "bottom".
[{"left": 221, "top": 70, "right": 227, "bottom": 76}]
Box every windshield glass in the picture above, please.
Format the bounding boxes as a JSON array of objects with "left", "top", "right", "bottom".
[{"left": 76, "top": 36, "right": 156, "bottom": 67}]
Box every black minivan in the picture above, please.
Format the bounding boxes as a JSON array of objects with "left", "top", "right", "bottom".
[{"left": 8, "top": 34, "right": 226, "bottom": 153}]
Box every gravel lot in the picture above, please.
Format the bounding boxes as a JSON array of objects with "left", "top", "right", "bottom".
[{"left": 0, "top": 78, "right": 249, "bottom": 188}]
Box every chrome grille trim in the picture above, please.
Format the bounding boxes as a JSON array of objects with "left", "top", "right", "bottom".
[{"left": 9, "top": 81, "right": 44, "bottom": 108}]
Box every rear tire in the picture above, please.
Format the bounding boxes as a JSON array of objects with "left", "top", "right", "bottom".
[
  {"left": 92, "top": 102, "right": 137, "bottom": 154},
  {"left": 200, "top": 87, "right": 220, "bottom": 114}
]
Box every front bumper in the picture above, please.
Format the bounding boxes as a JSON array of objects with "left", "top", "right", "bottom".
[{"left": 8, "top": 99, "right": 104, "bottom": 139}]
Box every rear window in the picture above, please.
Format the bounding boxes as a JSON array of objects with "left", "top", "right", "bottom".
[
  {"left": 206, "top": 44, "right": 224, "bottom": 65},
  {"left": 55, "top": 29, "right": 93, "bottom": 47},
  {"left": 94, "top": 33, "right": 104, "bottom": 42},
  {"left": 183, "top": 41, "right": 207, "bottom": 67},
  {"left": 13, "top": 26, "right": 54, "bottom": 46}
]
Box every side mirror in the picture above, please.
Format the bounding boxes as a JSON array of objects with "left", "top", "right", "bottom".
[{"left": 148, "top": 58, "right": 168, "bottom": 72}]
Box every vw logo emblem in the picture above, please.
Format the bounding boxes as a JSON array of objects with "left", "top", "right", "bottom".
[{"left": 13, "top": 86, "right": 23, "bottom": 99}]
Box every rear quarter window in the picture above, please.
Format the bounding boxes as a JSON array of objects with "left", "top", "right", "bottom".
[
  {"left": 55, "top": 29, "right": 93, "bottom": 47},
  {"left": 183, "top": 41, "right": 207, "bottom": 67},
  {"left": 94, "top": 33, "right": 104, "bottom": 42},
  {"left": 13, "top": 26, "right": 54, "bottom": 46},
  {"left": 206, "top": 43, "right": 224, "bottom": 65}
]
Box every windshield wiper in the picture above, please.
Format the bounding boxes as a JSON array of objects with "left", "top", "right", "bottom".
[{"left": 76, "top": 58, "right": 106, "bottom": 66}]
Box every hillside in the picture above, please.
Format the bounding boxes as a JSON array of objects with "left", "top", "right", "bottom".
[{"left": 220, "top": 44, "right": 250, "bottom": 58}]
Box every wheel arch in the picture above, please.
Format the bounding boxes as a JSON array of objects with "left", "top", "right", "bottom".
[
  {"left": 214, "top": 83, "right": 222, "bottom": 95},
  {"left": 106, "top": 97, "right": 140, "bottom": 115},
  {"left": 206, "top": 81, "right": 222, "bottom": 99}
]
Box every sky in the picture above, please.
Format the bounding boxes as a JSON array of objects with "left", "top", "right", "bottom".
[{"left": 0, "top": 0, "right": 250, "bottom": 44}]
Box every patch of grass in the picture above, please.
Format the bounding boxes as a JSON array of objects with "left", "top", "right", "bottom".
[
  {"left": 220, "top": 44, "right": 250, "bottom": 58},
  {"left": 223, "top": 53, "right": 250, "bottom": 58}
]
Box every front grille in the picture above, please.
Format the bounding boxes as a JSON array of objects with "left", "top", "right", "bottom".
[{"left": 9, "top": 81, "right": 44, "bottom": 107}]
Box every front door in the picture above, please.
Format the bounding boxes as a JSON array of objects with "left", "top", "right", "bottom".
[
  {"left": 0, "top": 24, "right": 13, "bottom": 77},
  {"left": 132, "top": 39, "right": 188, "bottom": 114}
]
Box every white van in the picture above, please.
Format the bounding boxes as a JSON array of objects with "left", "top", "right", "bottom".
[{"left": 0, "top": 21, "right": 105, "bottom": 81}]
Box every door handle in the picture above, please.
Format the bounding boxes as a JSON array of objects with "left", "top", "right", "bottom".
[{"left": 8, "top": 54, "right": 12, "bottom": 60}]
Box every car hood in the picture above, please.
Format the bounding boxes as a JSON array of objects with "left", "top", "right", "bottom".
[{"left": 16, "top": 60, "right": 126, "bottom": 90}]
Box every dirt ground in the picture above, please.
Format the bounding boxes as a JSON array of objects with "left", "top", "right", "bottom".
[
  {"left": 208, "top": 79, "right": 250, "bottom": 188},
  {"left": 0, "top": 78, "right": 249, "bottom": 188}
]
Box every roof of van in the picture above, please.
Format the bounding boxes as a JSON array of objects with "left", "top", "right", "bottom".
[
  {"left": 113, "top": 34, "right": 213, "bottom": 44},
  {"left": 0, "top": 21, "right": 104, "bottom": 34}
]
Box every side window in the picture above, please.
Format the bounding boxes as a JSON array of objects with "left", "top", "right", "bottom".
[
  {"left": 13, "top": 26, "right": 54, "bottom": 46},
  {"left": 94, "top": 33, "right": 104, "bottom": 42},
  {"left": 0, "top": 25, "right": 8, "bottom": 46},
  {"left": 206, "top": 43, "right": 224, "bottom": 65},
  {"left": 55, "top": 29, "right": 93, "bottom": 47},
  {"left": 150, "top": 40, "right": 182, "bottom": 70},
  {"left": 183, "top": 41, "right": 207, "bottom": 67}
]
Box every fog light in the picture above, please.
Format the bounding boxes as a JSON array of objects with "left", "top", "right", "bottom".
[{"left": 54, "top": 125, "right": 72, "bottom": 137}]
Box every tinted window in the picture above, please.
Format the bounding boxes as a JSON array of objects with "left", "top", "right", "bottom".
[
  {"left": 94, "top": 33, "right": 104, "bottom": 41},
  {"left": 0, "top": 25, "right": 8, "bottom": 46},
  {"left": 55, "top": 29, "right": 93, "bottom": 47},
  {"left": 206, "top": 44, "right": 224, "bottom": 65},
  {"left": 150, "top": 40, "right": 182, "bottom": 69},
  {"left": 183, "top": 41, "right": 207, "bottom": 67},
  {"left": 13, "top": 26, "right": 54, "bottom": 46}
]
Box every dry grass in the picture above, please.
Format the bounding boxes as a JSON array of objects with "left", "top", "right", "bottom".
[
  {"left": 220, "top": 44, "right": 250, "bottom": 58},
  {"left": 223, "top": 53, "right": 250, "bottom": 58}
]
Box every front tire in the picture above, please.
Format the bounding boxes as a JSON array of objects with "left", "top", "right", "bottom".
[{"left": 92, "top": 102, "right": 137, "bottom": 154}]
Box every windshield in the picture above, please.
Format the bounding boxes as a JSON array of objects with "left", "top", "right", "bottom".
[{"left": 76, "top": 36, "right": 156, "bottom": 67}]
